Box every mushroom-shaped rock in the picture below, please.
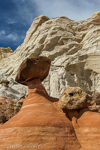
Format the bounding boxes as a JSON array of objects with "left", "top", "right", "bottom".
[
  {"left": 93, "top": 92, "right": 100, "bottom": 105},
  {"left": 0, "top": 80, "right": 9, "bottom": 87},
  {"left": 58, "top": 87, "right": 93, "bottom": 110},
  {"left": 15, "top": 56, "right": 51, "bottom": 85}
]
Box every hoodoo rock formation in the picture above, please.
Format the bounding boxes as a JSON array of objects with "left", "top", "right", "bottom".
[
  {"left": 0, "top": 57, "right": 80, "bottom": 150},
  {"left": 1, "top": 12, "right": 100, "bottom": 99}
]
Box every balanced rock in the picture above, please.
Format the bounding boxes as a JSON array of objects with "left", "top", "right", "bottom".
[
  {"left": 15, "top": 56, "right": 51, "bottom": 85},
  {"left": 0, "top": 57, "right": 80, "bottom": 149},
  {"left": 58, "top": 87, "right": 93, "bottom": 109}
]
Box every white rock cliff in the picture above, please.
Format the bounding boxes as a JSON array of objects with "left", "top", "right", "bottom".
[{"left": 0, "top": 12, "right": 100, "bottom": 99}]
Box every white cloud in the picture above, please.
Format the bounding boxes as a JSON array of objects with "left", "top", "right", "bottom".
[
  {"left": 7, "top": 18, "right": 16, "bottom": 24},
  {"left": 0, "top": 30, "right": 23, "bottom": 43},
  {"left": 12, "top": 0, "right": 37, "bottom": 25},
  {"left": 7, "top": 33, "right": 18, "bottom": 41},
  {"left": 0, "top": 30, "right": 6, "bottom": 35},
  {"left": 12, "top": 0, "right": 100, "bottom": 24},
  {"left": 30, "top": 0, "right": 100, "bottom": 21}
]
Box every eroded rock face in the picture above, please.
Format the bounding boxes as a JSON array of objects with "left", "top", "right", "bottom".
[
  {"left": 1, "top": 12, "right": 100, "bottom": 99},
  {"left": 0, "top": 47, "right": 13, "bottom": 59},
  {"left": 93, "top": 92, "right": 100, "bottom": 105},
  {"left": 0, "top": 79, "right": 80, "bottom": 150},
  {"left": 71, "top": 109, "right": 100, "bottom": 150},
  {"left": 58, "top": 87, "right": 93, "bottom": 109},
  {"left": 89, "top": 103, "right": 100, "bottom": 113},
  {"left": 0, "top": 96, "right": 23, "bottom": 124},
  {"left": 0, "top": 80, "right": 27, "bottom": 100},
  {"left": 15, "top": 56, "right": 51, "bottom": 85}
]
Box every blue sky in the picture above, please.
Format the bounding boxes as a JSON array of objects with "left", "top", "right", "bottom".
[{"left": 0, "top": 0, "right": 100, "bottom": 51}]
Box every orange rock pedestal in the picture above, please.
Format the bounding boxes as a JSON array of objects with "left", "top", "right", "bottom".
[
  {"left": 0, "top": 79, "right": 80, "bottom": 150},
  {"left": 72, "top": 109, "right": 100, "bottom": 150}
]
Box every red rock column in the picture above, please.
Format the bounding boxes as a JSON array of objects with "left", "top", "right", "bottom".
[{"left": 0, "top": 79, "right": 80, "bottom": 150}]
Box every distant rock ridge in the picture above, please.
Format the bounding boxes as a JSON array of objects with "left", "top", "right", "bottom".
[{"left": 1, "top": 12, "right": 100, "bottom": 99}]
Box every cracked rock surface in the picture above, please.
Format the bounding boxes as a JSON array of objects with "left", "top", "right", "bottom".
[
  {"left": 1, "top": 12, "right": 100, "bottom": 99},
  {"left": 58, "top": 87, "right": 93, "bottom": 109}
]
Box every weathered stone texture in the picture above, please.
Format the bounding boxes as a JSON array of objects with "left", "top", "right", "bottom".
[
  {"left": 0, "top": 47, "right": 13, "bottom": 60},
  {"left": 58, "top": 87, "right": 93, "bottom": 109},
  {"left": 93, "top": 92, "right": 100, "bottom": 105},
  {"left": 15, "top": 56, "right": 51, "bottom": 85},
  {"left": 0, "top": 96, "right": 24, "bottom": 124},
  {"left": 1, "top": 12, "right": 100, "bottom": 99},
  {"left": 71, "top": 110, "right": 100, "bottom": 150}
]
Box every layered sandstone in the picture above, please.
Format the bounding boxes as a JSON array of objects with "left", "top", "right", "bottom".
[
  {"left": 0, "top": 57, "right": 81, "bottom": 150},
  {"left": 0, "top": 47, "right": 13, "bottom": 59},
  {"left": 1, "top": 12, "right": 100, "bottom": 99},
  {"left": 71, "top": 109, "right": 100, "bottom": 150},
  {"left": 0, "top": 56, "right": 100, "bottom": 150},
  {"left": 0, "top": 79, "right": 80, "bottom": 150},
  {"left": 0, "top": 47, "right": 13, "bottom": 66},
  {"left": 58, "top": 86, "right": 100, "bottom": 150}
]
